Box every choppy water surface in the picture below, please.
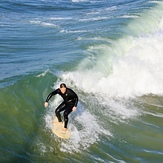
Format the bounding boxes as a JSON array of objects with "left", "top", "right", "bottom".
[{"left": 0, "top": 0, "right": 163, "bottom": 162}]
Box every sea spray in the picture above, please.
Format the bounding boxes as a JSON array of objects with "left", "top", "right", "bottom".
[{"left": 59, "top": 2, "right": 163, "bottom": 98}]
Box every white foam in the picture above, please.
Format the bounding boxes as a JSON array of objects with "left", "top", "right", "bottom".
[
  {"left": 29, "top": 20, "right": 58, "bottom": 27},
  {"left": 60, "top": 29, "right": 90, "bottom": 33},
  {"left": 159, "top": 17, "right": 163, "bottom": 29},
  {"left": 49, "top": 17, "right": 72, "bottom": 20},
  {"left": 44, "top": 100, "right": 111, "bottom": 153},
  {"left": 72, "top": 0, "right": 87, "bottom": 2},
  {"left": 61, "top": 28, "right": 163, "bottom": 98},
  {"left": 60, "top": 108, "right": 112, "bottom": 153},
  {"left": 79, "top": 16, "right": 109, "bottom": 22},
  {"left": 55, "top": 9, "right": 163, "bottom": 139},
  {"left": 36, "top": 70, "right": 48, "bottom": 77}
]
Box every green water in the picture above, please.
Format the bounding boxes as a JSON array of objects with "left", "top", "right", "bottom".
[{"left": 1, "top": 72, "right": 163, "bottom": 162}]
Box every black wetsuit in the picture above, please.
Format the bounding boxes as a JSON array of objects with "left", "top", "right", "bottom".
[{"left": 45, "top": 88, "right": 78, "bottom": 128}]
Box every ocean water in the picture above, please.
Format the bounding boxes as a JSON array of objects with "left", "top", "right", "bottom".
[{"left": 1, "top": 0, "right": 163, "bottom": 162}]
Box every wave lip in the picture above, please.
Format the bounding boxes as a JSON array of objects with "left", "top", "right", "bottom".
[{"left": 60, "top": 2, "right": 163, "bottom": 98}]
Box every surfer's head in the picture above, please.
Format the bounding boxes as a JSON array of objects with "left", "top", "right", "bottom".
[
  {"left": 60, "top": 83, "right": 67, "bottom": 94},
  {"left": 60, "top": 83, "right": 66, "bottom": 88}
]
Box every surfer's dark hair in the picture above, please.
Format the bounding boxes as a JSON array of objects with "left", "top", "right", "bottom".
[{"left": 60, "top": 83, "right": 66, "bottom": 88}]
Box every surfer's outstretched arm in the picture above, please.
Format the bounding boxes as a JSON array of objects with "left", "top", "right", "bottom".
[
  {"left": 45, "top": 89, "right": 59, "bottom": 102},
  {"left": 44, "top": 89, "right": 59, "bottom": 107}
]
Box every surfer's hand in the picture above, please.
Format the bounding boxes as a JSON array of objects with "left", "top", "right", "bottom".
[
  {"left": 44, "top": 102, "right": 48, "bottom": 108},
  {"left": 72, "top": 107, "right": 76, "bottom": 112}
]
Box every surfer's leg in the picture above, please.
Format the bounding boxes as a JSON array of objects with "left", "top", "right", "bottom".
[
  {"left": 55, "top": 102, "right": 66, "bottom": 122},
  {"left": 63, "top": 104, "right": 73, "bottom": 129}
]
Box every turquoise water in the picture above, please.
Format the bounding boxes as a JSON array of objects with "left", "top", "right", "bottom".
[{"left": 1, "top": 0, "right": 163, "bottom": 162}]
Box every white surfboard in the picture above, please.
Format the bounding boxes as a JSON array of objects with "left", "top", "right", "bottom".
[{"left": 52, "top": 117, "right": 71, "bottom": 139}]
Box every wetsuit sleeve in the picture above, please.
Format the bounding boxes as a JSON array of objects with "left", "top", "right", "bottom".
[
  {"left": 45, "top": 89, "right": 59, "bottom": 102},
  {"left": 74, "top": 94, "right": 78, "bottom": 107}
]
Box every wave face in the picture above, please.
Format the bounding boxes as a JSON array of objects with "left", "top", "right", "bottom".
[{"left": 0, "top": 0, "right": 163, "bottom": 162}]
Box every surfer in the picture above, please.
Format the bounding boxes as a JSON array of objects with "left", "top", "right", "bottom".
[{"left": 44, "top": 83, "right": 78, "bottom": 131}]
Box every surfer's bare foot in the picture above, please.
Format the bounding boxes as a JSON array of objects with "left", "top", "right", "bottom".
[{"left": 62, "top": 128, "right": 67, "bottom": 132}]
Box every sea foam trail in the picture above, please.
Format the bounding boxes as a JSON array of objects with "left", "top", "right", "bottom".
[{"left": 44, "top": 96, "right": 112, "bottom": 153}]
